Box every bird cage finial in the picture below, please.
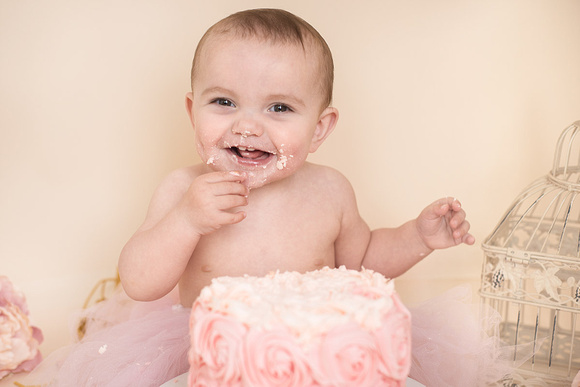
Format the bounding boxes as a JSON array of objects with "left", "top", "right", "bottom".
[{"left": 551, "top": 121, "right": 580, "bottom": 191}]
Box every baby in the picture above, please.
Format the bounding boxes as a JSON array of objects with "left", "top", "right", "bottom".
[{"left": 118, "top": 8, "right": 475, "bottom": 308}]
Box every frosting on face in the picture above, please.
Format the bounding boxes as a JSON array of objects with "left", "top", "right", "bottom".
[
  {"left": 189, "top": 37, "right": 328, "bottom": 190},
  {"left": 195, "top": 135, "right": 301, "bottom": 188}
]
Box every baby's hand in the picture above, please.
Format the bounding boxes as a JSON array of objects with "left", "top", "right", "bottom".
[
  {"left": 416, "top": 197, "right": 475, "bottom": 251},
  {"left": 180, "top": 171, "right": 249, "bottom": 235}
]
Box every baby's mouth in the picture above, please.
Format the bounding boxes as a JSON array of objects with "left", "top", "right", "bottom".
[{"left": 229, "top": 146, "right": 273, "bottom": 164}]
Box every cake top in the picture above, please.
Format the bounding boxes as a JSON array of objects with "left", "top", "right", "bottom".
[{"left": 193, "top": 266, "right": 396, "bottom": 345}]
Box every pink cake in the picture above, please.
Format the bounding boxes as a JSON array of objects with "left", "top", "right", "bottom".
[{"left": 188, "top": 266, "right": 411, "bottom": 387}]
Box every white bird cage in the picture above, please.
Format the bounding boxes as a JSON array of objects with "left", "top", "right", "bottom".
[{"left": 480, "top": 121, "right": 580, "bottom": 386}]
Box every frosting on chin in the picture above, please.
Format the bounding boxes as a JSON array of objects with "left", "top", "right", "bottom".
[
  {"left": 199, "top": 142, "right": 298, "bottom": 189},
  {"left": 201, "top": 152, "right": 278, "bottom": 189}
]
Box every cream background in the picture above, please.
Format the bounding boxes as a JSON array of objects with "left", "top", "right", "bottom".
[{"left": 1, "top": 0, "right": 579, "bottom": 377}]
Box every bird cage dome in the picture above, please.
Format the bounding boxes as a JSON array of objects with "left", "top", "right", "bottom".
[{"left": 480, "top": 121, "right": 580, "bottom": 386}]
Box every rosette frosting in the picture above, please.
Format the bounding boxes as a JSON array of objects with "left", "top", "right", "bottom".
[{"left": 189, "top": 266, "right": 411, "bottom": 387}]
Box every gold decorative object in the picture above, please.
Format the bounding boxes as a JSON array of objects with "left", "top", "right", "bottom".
[{"left": 76, "top": 273, "right": 120, "bottom": 340}]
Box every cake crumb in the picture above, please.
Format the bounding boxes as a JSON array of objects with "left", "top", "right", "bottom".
[{"left": 277, "top": 155, "right": 288, "bottom": 170}]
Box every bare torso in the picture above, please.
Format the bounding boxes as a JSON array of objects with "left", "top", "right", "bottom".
[{"left": 178, "top": 163, "right": 345, "bottom": 306}]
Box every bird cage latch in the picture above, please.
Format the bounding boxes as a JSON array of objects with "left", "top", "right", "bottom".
[{"left": 506, "top": 248, "right": 532, "bottom": 265}]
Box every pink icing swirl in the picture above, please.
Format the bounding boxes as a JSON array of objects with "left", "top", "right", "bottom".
[
  {"left": 189, "top": 312, "right": 245, "bottom": 386},
  {"left": 376, "top": 295, "right": 412, "bottom": 381},
  {"left": 318, "top": 322, "right": 383, "bottom": 387},
  {"left": 241, "top": 328, "right": 316, "bottom": 387}
]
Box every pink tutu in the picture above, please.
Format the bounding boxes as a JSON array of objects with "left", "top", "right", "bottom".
[
  {"left": 19, "top": 289, "right": 190, "bottom": 387},
  {"left": 19, "top": 285, "right": 531, "bottom": 387},
  {"left": 409, "top": 286, "right": 535, "bottom": 387}
]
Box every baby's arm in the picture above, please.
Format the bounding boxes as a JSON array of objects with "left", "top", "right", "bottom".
[
  {"left": 333, "top": 177, "right": 475, "bottom": 278},
  {"left": 118, "top": 168, "right": 249, "bottom": 301},
  {"left": 361, "top": 198, "right": 475, "bottom": 278}
]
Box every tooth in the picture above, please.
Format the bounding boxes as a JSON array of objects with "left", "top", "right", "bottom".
[
  {"left": 247, "top": 147, "right": 255, "bottom": 151},
  {"left": 238, "top": 146, "right": 247, "bottom": 151}
]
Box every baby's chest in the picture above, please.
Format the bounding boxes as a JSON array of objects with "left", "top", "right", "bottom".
[
  {"left": 215, "top": 210, "right": 337, "bottom": 252},
  {"left": 195, "top": 201, "right": 340, "bottom": 270}
]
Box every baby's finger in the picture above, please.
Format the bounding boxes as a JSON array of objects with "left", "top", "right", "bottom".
[
  {"left": 204, "top": 171, "right": 248, "bottom": 184},
  {"left": 423, "top": 199, "right": 446, "bottom": 219},
  {"left": 213, "top": 181, "right": 250, "bottom": 198},
  {"left": 221, "top": 210, "right": 247, "bottom": 226},
  {"left": 449, "top": 209, "right": 467, "bottom": 229},
  {"left": 207, "top": 208, "right": 246, "bottom": 228},
  {"left": 215, "top": 193, "right": 248, "bottom": 211},
  {"left": 463, "top": 233, "right": 476, "bottom": 245},
  {"left": 452, "top": 220, "right": 471, "bottom": 243},
  {"left": 449, "top": 197, "right": 462, "bottom": 212}
]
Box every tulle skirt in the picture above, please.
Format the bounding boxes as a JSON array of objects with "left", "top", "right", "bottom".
[
  {"left": 19, "top": 290, "right": 190, "bottom": 387},
  {"left": 408, "top": 286, "right": 534, "bottom": 387},
  {"left": 19, "top": 285, "right": 530, "bottom": 387}
]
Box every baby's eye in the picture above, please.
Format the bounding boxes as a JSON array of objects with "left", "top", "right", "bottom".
[
  {"left": 212, "top": 98, "right": 235, "bottom": 107},
  {"left": 269, "top": 104, "right": 292, "bottom": 113}
]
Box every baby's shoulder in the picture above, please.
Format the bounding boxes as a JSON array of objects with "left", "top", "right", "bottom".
[
  {"left": 152, "top": 164, "right": 204, "bottom": 200},
  {"left": 160, "top": 164, "right": 203, "bottom": 186},
  {"left": 302, "top": 163, "right": 356, "bottom": 195}
]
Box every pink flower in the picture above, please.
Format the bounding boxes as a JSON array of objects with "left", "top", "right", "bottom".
[
  {"left": 376, "top": 295, "right": 411, "bottom": 381},
  {"left": 0, "top": 276, "right": 43, "bottom": 380},
  {"left": 241, "top": 328, "right": 315, "bottom": 387},
  {"left": 319, "top": 323, "right": 382, "bottom": 387},
  {"left": 189, "top": 311, "right": 245, "bottom": 386}
]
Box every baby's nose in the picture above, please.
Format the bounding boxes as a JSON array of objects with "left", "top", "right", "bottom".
[
  {"left": 231, "top": 110, "right": 264, "bottom": 137},
  {"left": 231, "top": 122, "right": 263, "bottom": 137}
]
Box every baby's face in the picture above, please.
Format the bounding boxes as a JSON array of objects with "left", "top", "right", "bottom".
[{"left": 188, "top": 36, "right": 328, "bottom": 188}]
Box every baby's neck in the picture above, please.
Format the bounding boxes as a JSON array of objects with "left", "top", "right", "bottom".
[{"left": 245, "top": 164, "right": 306, "bottom": 198}]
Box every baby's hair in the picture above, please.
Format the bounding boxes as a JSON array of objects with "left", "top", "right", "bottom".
[{"left": 190, "top": 8, "right": 334, "bottom": 108}]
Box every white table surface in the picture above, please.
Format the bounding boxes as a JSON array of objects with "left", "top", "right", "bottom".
[{"left": 161, "top": 372, "right": 425, "bottom": 386}]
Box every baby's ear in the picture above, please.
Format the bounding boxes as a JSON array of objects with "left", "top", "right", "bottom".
[
  {"left": 185, "top": 92, "right": 195, "bottom": 129},
  {"left": 309, "top": 107, "right": 338, "bottom": 153}
]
